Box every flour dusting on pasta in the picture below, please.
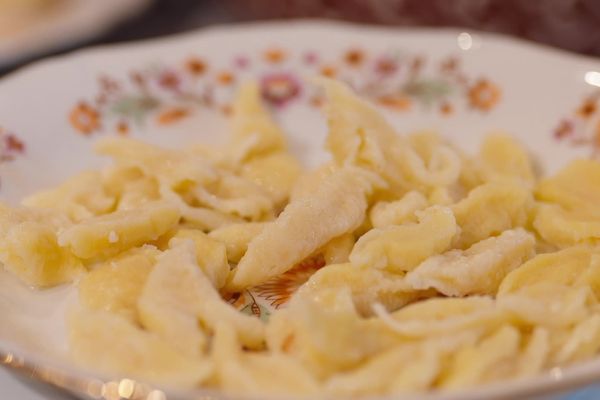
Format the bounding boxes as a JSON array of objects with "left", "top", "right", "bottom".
[{"left": 2, "top": 78, "right": 600, "bottom": 396}]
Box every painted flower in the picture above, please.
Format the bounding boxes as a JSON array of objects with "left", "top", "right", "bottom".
[
  {"left": 217, "top": 71, "right": 235, "bottom": 86},
  {"left": 440, "top": 102, "right": 454, "bottom": 115},
  {"left": 253, "top": 254, "right": 326, "bottom": 309},
  {"left": 158, "top": 70, "right": 181, "bottom": 91},
  {"left": 377, "top": 95, "right": 412, "bottom": 111},
  {"left": 303, "top": 51, "right": 318, "bottom": 65},
  {"left": 116, "top": 121, "right": 129, "bottom": 136},
  {"left": 69, "top": 102, "right": 101, "bottom": 135},
  {"left": 320, "top": 65, "right": 337, "bottom": 78},
  {"left": 577, "top": 99, "right": 597, "bottom": 119},
  {"left": 0, "top": 129, "right": 25, "bottom": 162},
  {"left": 260, "top": 73, "right": 301, "bottom": 107},
  {"left": 233, "top": 55, "right": 250, "bottom": 69},
  {"left": 344, "top": 49, "right": 365, "bottom": 67},
  {"left": 554, "top": 119, "right": 574, "bottom": 139},
  {"left": 156, "top": 107, "right": 190, "bottom": 125},
  {"left": 468, "top": 79, "right": 501, "bottom": 111},
  {"left": 185, "top": 57, "right": 207, "bottom": 76},
  {"left": 375, "top": 56, "right": 399, "bottom": 77},
  {"left": 264, "top": 48, "right": 286, "bottom": 64}
]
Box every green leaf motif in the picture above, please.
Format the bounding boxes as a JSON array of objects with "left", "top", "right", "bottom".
[
  {"left": 108, "top": 96, "right": 160, "bottom": 124},
  {"left": 404, "top": 79, "right": 453, "bottom": 107}
]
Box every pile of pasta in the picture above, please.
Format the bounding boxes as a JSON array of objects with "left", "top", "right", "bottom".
[{"left": 2, "top": 78, "right": 600, "bottom": 397}]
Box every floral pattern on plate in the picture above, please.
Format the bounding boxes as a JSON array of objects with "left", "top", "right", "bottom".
[
  {"left": 554, "top": 90, "right": 600, "bottom": 157},
  {"left": 68, "top": 47, "right": 502, "bottom": 136}
]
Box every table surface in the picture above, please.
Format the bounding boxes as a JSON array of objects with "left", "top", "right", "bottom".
[{"left": 1, "top": 1, "right": 600, "bottom": 398}]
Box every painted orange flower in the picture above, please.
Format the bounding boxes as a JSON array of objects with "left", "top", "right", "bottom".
[
  {"left": 220, "top": 104, "right": 233, "bottom": 116},
  {"left": 156, "top": 107, "right": 189, "bottom": 125},
  {"left": 320, "top": 65, "right": 337, "bottom": 78},
  {"left": 577, "top": 99, "right": 597, "bottom": 118},
  {"left": 469, "top": 79, "right": 501, "bottom": 111},
  {"left": 264, "top": 48, "right": 286, "bottom": 64},
  {"left": 377, "top": 95, "right": 412, "bottom": 111},
  {"left": 69, "top": 102, "right": 101, "bottom": 135},
  {"left": 217, "top": 71, "right": 235, "bottom": 85},
  {"left": 253, "top": 254, "right": 326, "bottom": 308},
  {"left": 344, "top": 49, "right": 364, "bottom": 67},
  {"left": 440, "top": 102, "right": 453, "bottom": 116},
  {"left": 185, "top": 57, "right": 207, "bottom": 76}
]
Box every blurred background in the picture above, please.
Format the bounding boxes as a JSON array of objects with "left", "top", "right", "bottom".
[{"left": 1, "top": 0, "right": 600, "bottom": 76}]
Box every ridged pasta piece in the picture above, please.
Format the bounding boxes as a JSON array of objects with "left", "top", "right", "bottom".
[
  {"left": 229, "top": 168, "right": 375, "bottom": 290},
  {"left": 350, "top": 205, "right": 458, "bottom": 272},
  {"left": 369, "top": 191, "right": 428, "bottom": 229},
  {"left": 405, "top": 229, "right": 535, "bottom": 296}
]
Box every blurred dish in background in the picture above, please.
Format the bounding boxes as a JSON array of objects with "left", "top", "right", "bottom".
[
  {"left": 228, "top": 0, "right": 600, "bottom": 56},
  {"left": 0, "top": 0, "right": 153, "bottom": 68}
]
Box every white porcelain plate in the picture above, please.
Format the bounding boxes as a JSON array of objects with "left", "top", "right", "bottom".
[
  {"left": 1, "top": 21, "right": 600, "bottom": 400},
  {"left": 0, "top": 0, "right": 153, "bottom": 67}
]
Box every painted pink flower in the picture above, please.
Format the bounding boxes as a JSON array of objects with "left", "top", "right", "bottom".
[
  {"left": 302, "top": 51, "right": 318, "bottom": 65},
  {"left": 0, "top": 129, "right": 25, "bottom": 162},
  {"left": 375, "top": 56, "right": 399, "bottom": 77},
  {"left": 233, "top": 55, "right": 250, "bottom": 69},
  {"left": 260, "top": 73, "right": 302, "bottom": 107},
  {"left": 157, "top": 70, "right": 181, "bottom": 91}
]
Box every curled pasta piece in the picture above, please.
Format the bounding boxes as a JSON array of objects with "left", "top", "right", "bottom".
[
  {"left": 350, "top": 205, "right": 458, "bottom": 272},
  {"left": 498, "top": 283, "right": 596, "bottom": 328},
  {"left": 229, "top": 168, "right": 376, "bottom": 290},
  {"left": 373, "top": 296, "right": 505, "bottom": 338},
  {"left": 533, "top": 204, "right": 600, "bottom": 247},
  {"left": 78, "top": 246, "right": 159, "bottom": 322},
  {"left": 23, "top": 171, "right": 115, "bottom": 222},
  {"left": 267, "top": 287, "right": 399, "bottom": 378},
  {"left": 438, "top": 325, "right": 521, "bottom": 389},
  {"left": 479, "top": 133, "right": 535, "bottom": 186},
  {"left": 301, "top": 263, "right": 425, "bottom": 316},
  {"left": 0, "top": 205, "right": 83, "bottom": 287},
  {"left": 227, "top": 81, "right": 287, "bottom": 163},
  {"left": 208, "top": 222, "right": 270, "bottom": 263},
  {"left": 498, "top": 245, "right": 596, "bottom": 295},
  {"left": 405, "top": 228, "right": 535, "bottom": 296},
  {"left": 58, "top": 200, "right": 180, "bottom": 259},
  {"left": 452, "top": 182, "right": 533, "bottom": 249},
  {"left": 369, "top": 191, "right": 428, "bottom": 229},
  {"left": 138, "top": 241, "right": 264, "bottom": 350},
  {"left": 536, "top": 159, "right": 600, "bottom": 216},
  {"left": 553, "top": 314, "right": 600, "bottom": 365},
  {"left": 325, "top": 345, "right": 439, "bottom": 395},
  {"left": 240, "top": 152, "right": 303, "bottom": 208},
  {"left": 212, "top": 323, "right": 319, "bottom": 396},
  {"left": 69, "top": 309, "right": 212, "bottom": 387},
  {"left": 169, "top": 229, "right": 230, "bottom": 289}
]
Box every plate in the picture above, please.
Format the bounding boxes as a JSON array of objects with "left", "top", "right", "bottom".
[
  {"left": 0, "top": 20, "right": 600, "bottom": 400},
  {"left": 0, "top": 0, "right": 153, "bottom": 67}
]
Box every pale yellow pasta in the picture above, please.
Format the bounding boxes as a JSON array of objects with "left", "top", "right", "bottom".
[
  {"left": 350, "top": 205, "right": 458, "bottom": 272},
  {"left": 138, "top": 241, "right": 264, "bottom": 349},
  {"left": 169, "top": 229, "right": 229, "bottom": 289},
  {"left": 69, "top": 309, "right": 212, "bottom": 387},
  {"left": 229, "top": 167, "right": 376, "bottom": 290},
  {"left": 6, "top": 76, "right": 600, "bottom": 396},
  {"left": 227, "top": 81, "right": 287, "bottom": 163},
  {"left": 439, "top": 325, "right": 521, "bottom": 389},
  {"left": 240, "top": 152, "right": 303, "bottom": 207},
  {"left": 78, "top": 246, "right": 159, "bottom": 322},
  {"left": 479, "top": 133, "right": 535, "bottom": 186},
  {"left": 405, "top": 228, "right": 535, "bottom": 296},
  {"left": 57, "top": 200, "right": 180, "bottom": 259},
  {"left": 369, "top": 190, "right": 428, "bottom": 229},
  {"left": 0, "top": 205, "right": 83, "bottom": 286},
  {"left": 452, "top": 182, "right": 533, "bottom": 249},
  {"left": 301, "top": 263, "right": 423, "bottom": 316},
  {"left": 321, "top": 233, "right": 355, "bottom": 265},
  {"left": 325, "top": 345, "right": 439, "bottom": 395},
  {"left": 208, "top": 222, "right": 270, "bottom": 263},
  {"left": 23, "top": 171, "right": 115, "bottom": 221}
]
